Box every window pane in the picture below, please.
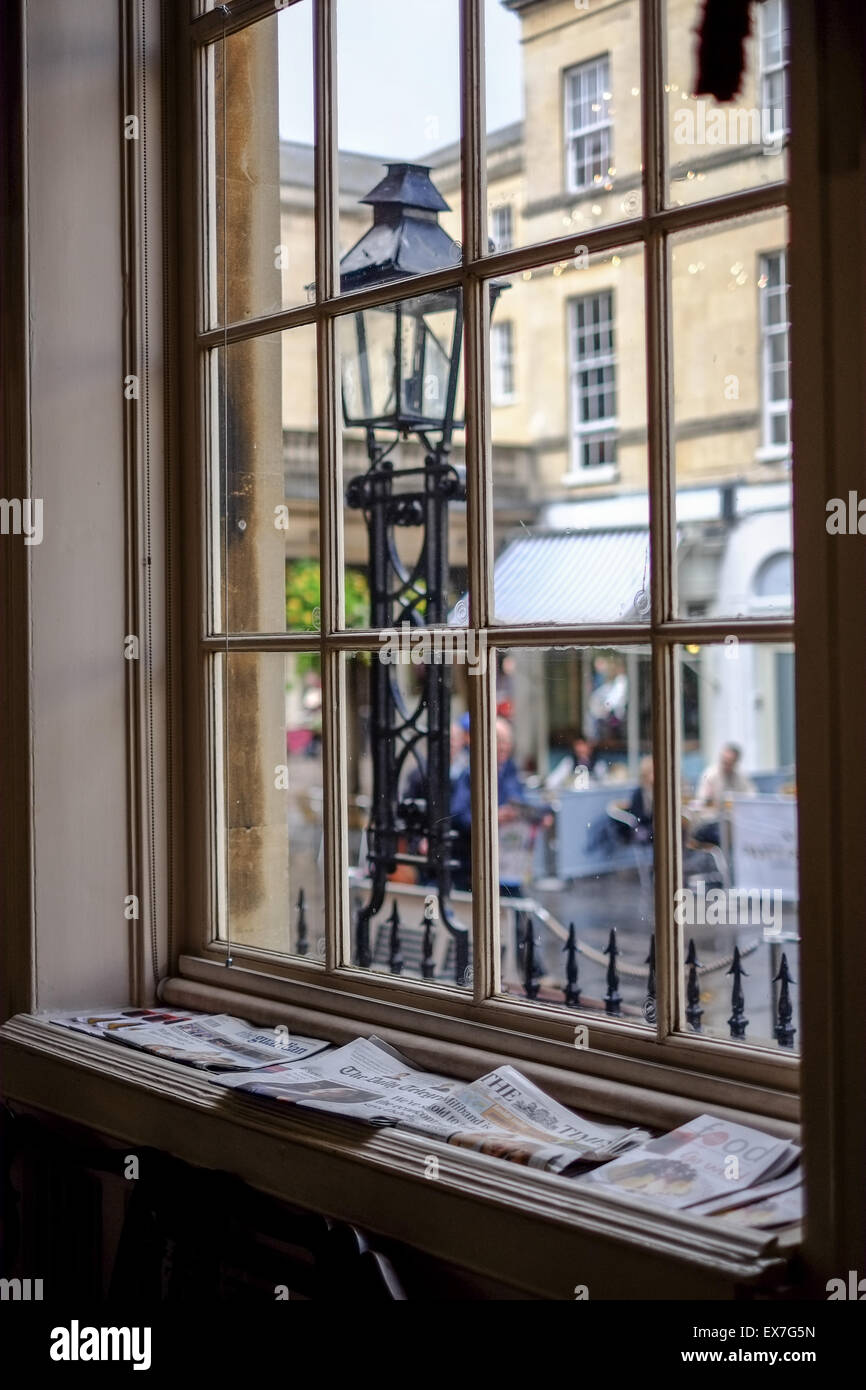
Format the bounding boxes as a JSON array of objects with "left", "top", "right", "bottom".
[
  {"left": 344, "top": 651, "right": 474, "bottom": 990},
  {"left": 672, "top": 212, "right": 792, "bottom": 619},
  {"left": 337, "top": 0, "right": 462, "bottom": 290},
  {"left": 667, "top": 0, "right": 789, "bottom": 208},
  {"left": 213, "top": 324, "right": 320, "bottom": 635},
  {"left": 210, "top": 7, "right": 316, "bottom": 327},
  {"left": 491, "top": 646, "right": 654, "bottom": 1026},
  {"left": 489, "top": 250, "right": 649, "bottom": 624},
  {"left": 338, "top": 289, "right": 467, "bottom": 630},
  {"left": 485, "top": 0, "right": 642, "bottom": 258},
  {"left": 216, "top": 651, "right": 325, "bottom": 959},
  {"left": 676, "top": 642, "right": 798, "bottom": 1050}
]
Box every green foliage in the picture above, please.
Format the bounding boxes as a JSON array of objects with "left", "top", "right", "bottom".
[{"left": 285, "top": 559, "right": 370, "bottom": 635}]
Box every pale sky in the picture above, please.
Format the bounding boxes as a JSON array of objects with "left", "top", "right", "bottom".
[{"left": 278, "top": 0, "right": 523, "bottom": 154}]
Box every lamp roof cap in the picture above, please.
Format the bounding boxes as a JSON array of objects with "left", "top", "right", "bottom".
[{"left": 361, "top": 163, "right": 451, "bottom": 214}]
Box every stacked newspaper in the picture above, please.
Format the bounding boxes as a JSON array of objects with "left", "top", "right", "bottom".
[
  {"left": 48, "top": 1008, "right": 331, "bottom": 1070},
  {"left": 688, "top": 1163, "right": 804, "bottom": 1229},
  {"left": 221, "top": 1036, "right": 649, "bottom": 1173},
  {"left": 48, "top": 1007, "right": 198, "bottom": 1036},
  {"left": 47, "top": 1011, "right": 799, "bottom": 1204},
  {"left": 575, "top": 1113, "right": 801, "bottom": 1217}
]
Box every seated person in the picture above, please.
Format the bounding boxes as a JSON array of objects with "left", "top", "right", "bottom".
[
  {"left": 624, "top": 755, "right": 654, "bottom": 844},
  {"left": 400, "top": 723, "right": 468, "bottom": 882},
  {"left": 451, "top": 718, "right": 528, "bottom": 895},
  {"left": 691, "top": 742, "right": 755, "bottom": 845},
  {"left": 545, "top": 730, "right": 599, "bottom": 790}
]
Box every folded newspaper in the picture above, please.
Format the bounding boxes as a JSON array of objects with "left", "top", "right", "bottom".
[
  {"left": 48, "top": 1008, "right": 198, "bottom": 1036},
  {"left": 713, "top": 1182, "right": 804, "bottom": 1230},
  {"left": 48, "top": 1008, "right": 331, "bottom": 1070},
  {"left": 575, "top": 1113, "right": 800, "bottom": 1210},
  {"left": 220, "top": 1036, "right": 649, "bottom": 1173},
  {"left": 687, "top": 1163, "right": 804, "bottom": 1229}
]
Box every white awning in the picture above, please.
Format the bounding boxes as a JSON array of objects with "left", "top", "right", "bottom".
[{"left": 491, "top": 529, "right": 651, "bottom": 624}]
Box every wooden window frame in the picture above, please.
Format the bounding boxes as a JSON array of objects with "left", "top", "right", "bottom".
[
  {"left": 171, "top": 0, "right": 813, "bottom": 1125},
  {"left": 2, "top": 0, "right": 865, "bottom": 1288}
]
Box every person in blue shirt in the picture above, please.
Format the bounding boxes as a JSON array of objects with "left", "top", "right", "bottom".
[{"left": 450, "top": 718, "right": 527, "bottom": 893}]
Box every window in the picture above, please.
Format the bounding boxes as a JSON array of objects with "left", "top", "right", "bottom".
[
  {"left": 490, "top": 204, "right": 513, "bottom": 252},
  {"left": 491, "top": 321, "right": 516, "bottom": 404},
  {"left": 180, "top": 0, "right": 801, "bottom": 1113},
  {"left": 758, "top": 0, "right": 790, "bottom": 139},
  {"left": 564, "top": 56, "right": 612, "bottom": 193},
  {"left": 567, "top": 291, "right": 617, "bottom": 477},
  {"left": 759, "top": 250, "right": 791, "bottom": 453}
]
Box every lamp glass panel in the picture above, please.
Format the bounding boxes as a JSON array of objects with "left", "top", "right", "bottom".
[
  {"left": 342, "top": 308, "right": 396, "bottom": 426},
  {"left": 399, "top": 305, "right": 459, "bottom": 427}
]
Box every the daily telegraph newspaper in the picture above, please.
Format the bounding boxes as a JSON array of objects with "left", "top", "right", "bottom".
[
  {"left": 575, "top": 1113, "right": 800, "bottom": 1211},
  {"left": 48, "top": 1008, "right": 330, "bottom": 1070},
  {"left": 221, "top": 1036, "right": 649, "bottom": 1173}
]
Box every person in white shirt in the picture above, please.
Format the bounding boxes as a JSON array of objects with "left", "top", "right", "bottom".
[
  {"left": 546, "top": 731, "right": 598, "bottom": 790},
  {"left": 691, "top": 742, "right": 755, "bottom": 844}
]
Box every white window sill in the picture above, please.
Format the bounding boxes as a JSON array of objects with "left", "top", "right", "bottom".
[
  {"left": 0, "top": 1013, "right": 800, "bottom": 1300},
  {"left": 562, "top": 465, "right": 619, "bottom": 487},
  {"left": 755, "top": 444, "right": 792, "bottom": 464}
]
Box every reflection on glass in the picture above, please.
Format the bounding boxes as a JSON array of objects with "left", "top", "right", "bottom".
[
  {"left": 677, "top": 643, "right": 798, "bottom": 1049},
  {"left": 490, "top": 249, "right": 649, "bottom": 624},
  {"left": 214, "top": 324, "right": 319, "bottom": 634},
  {"left": 672, "top": 211, "right": 792, "bottom": 619},
  {"left": 667, "top": 0, "right": 789, "bottom": 206},
  {"left": 218, "top": 652, "right": 325, "bottom": 958},
  {"left": 211, "top": 6, "right": 315, "bottom": 326},
  {"left": 488, "top": 647, "right": 653, "bottom": 1022},
  {"left": 485, "top": 0, "right": 642, "bottom": 257}
]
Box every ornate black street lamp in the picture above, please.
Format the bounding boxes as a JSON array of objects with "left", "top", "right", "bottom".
[{"left": 339, "top": 163, "right": 506, "bottom": 983}]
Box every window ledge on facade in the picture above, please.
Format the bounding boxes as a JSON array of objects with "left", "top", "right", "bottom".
[
  {"left": 755, "top": 443, "right": 792, "bottom": 465},
  {"left": 0, "top": 1013, "right": 801, "bottom": 1300},
  {"left": 562, "top": 465, "right": 618, "bottom": 487}
]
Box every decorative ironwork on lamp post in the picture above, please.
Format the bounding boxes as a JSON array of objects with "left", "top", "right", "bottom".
[{"left": 337, "top": 163, "right": 506, "bottom": 984}]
